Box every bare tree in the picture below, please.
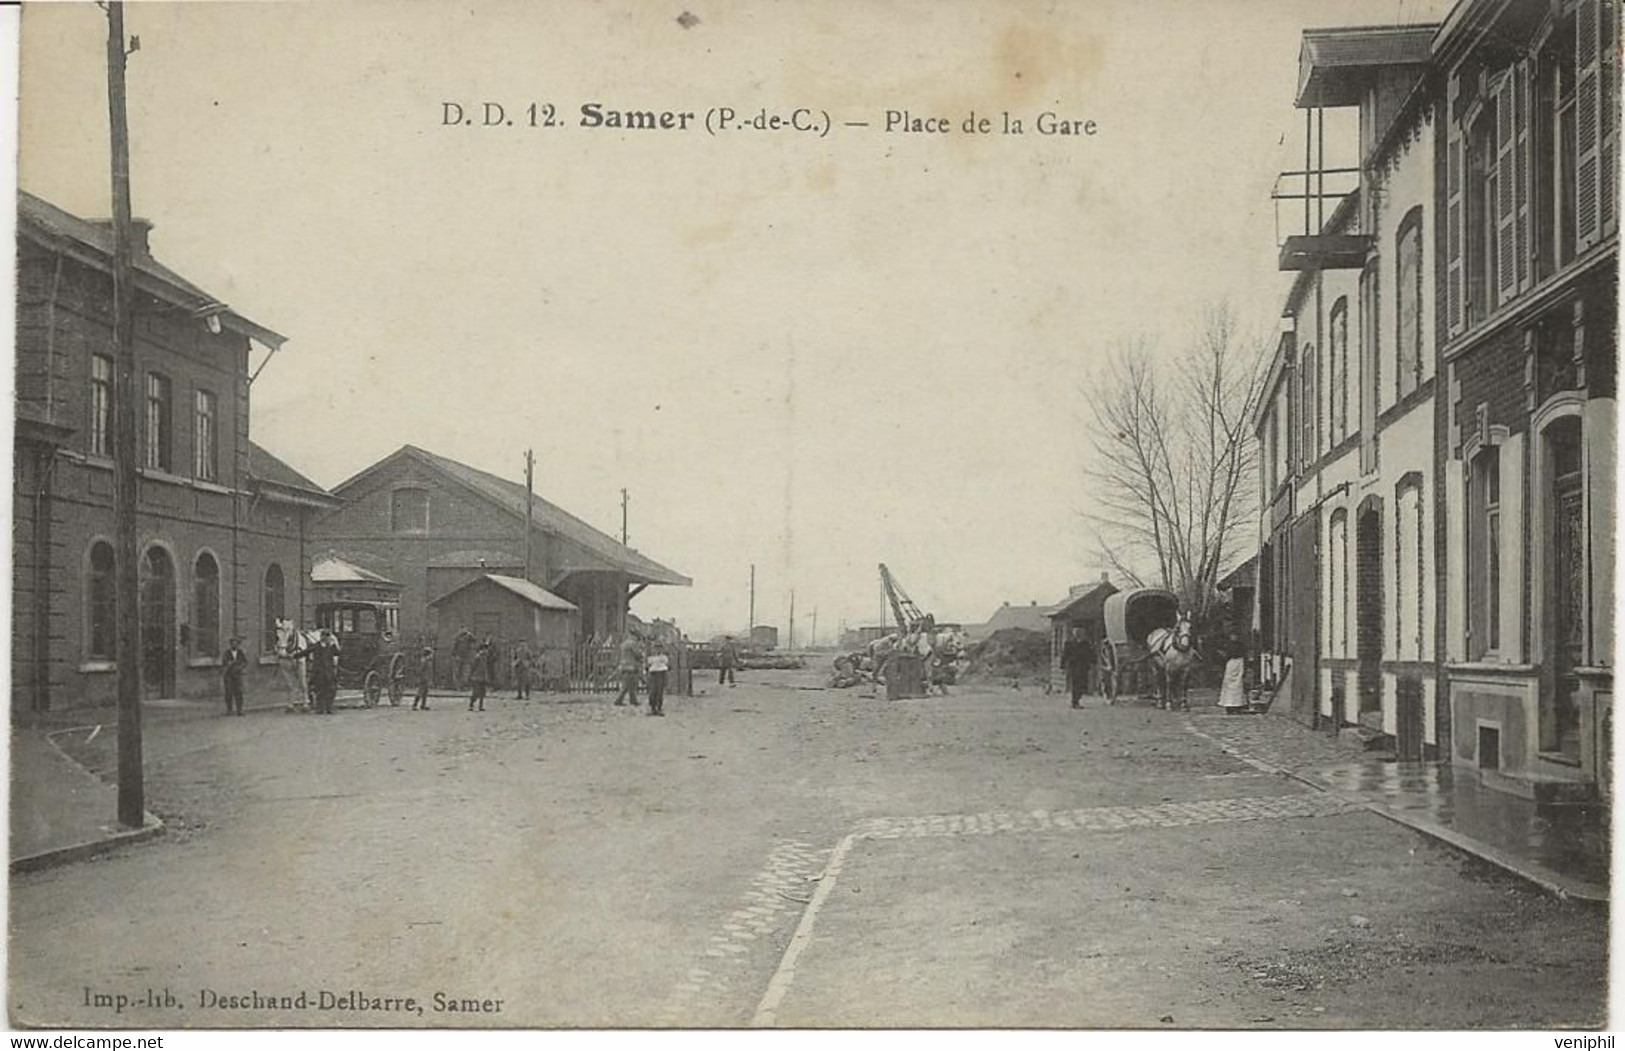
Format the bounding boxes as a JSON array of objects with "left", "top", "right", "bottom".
[{"left": 1083, "top": 303, "right": 1268, "bottom": 623}]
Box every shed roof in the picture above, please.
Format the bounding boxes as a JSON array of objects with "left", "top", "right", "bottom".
[
  {"left": 1218, "top": 556, "right": 1257, "bottom": 591},
  {"left": 1296, "top": 25, "right": 1437, "bottom": 108},
  {"left": 429, "top": 573, "right": 579, "bottom": 612},
  {"left": 312, "top": 553, "right": 399, "bottom": 587}
]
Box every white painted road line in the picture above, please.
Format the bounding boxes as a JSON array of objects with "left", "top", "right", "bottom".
[{"left": 750, "top": 832, "right": 857, "bottom": 1027}]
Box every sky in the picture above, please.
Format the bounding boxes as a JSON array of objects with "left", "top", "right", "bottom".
[{"left": 17, "top": 0, "right": 1452, "bottom": 642}]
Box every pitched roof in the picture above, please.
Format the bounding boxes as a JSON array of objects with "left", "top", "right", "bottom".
[
  {"left": 337, "top": 445, "right": 691, "bottom": 587},
  {"left": 17, "top": 191, "right": 286, "bottom": 349},
  {"left": 247, "top": 441, "right": 325, "bottom": 492},
  {"left": 1296, "top": 25, "right": 1437, "bottom": 108},
  {"left": 312, "top": 553, "right": 399, "bottom": 587},
  {"left": 428, "top": 573, "right": 579, "bottom": 612},
  {"left": 966, "top": 601, "right": 1054, "bottom": 640},
  {"left": 1047, "top": 580, "right": 1118, "bottom": 621},
  {"left": 1218, "top": 556, "right": 1257, "bottom": 591}
]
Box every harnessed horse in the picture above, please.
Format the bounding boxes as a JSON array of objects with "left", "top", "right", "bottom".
[
  {"left": 274, "top": 619, "right": 322, "bottom": 711},
  {"left": 1145, "top": 611, "right": 1199, "bottom": 711}
]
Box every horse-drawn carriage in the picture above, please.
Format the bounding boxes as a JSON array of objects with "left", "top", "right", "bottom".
[
  {"left": 1097, "top": 588, "right": 1198, "bottom": 709},
  {"left": 312, "top": 598, "right": 408, "bottom": 706}
]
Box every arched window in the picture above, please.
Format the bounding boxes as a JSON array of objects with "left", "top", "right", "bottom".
[
  {"left": 1396, "top": 209, "right": 1424, "bottom": 398},
  {"left": 194, "top": 552, "right": 220, "bottom": 658},
  {"left": 87, "top": 541, "right": 116, "bottom": 660},
  {"left": 1394, "top": 476, "right": 1425, "bottom": 661},
  {"left": 1300, "top": 343, "right": 1317, "bottom": 466},
  {"left": 1329, "top": 297, "right": 1349, "bottom": 444},
  {"left": 1328, "top": 509, "right": 1349, "bottom": 658},
  {"left": 1467, "top": 447, "right": 1502, "bottom": 658},
  {"left": 262, "top": 563, "right": 285, "bottom": 654}
]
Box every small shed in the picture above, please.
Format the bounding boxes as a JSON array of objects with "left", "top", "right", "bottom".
[
  {"left": 311, "top": 553, "right": 403, "bottom": 606},
  {"left": 428, "top": 574, "right": 581, "bottom": 681},
  {"left": 1045, "top": 576, "right": 1117, "bottom": 693}
]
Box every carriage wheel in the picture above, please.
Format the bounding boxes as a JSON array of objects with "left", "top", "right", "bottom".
[
  {"left": 387, "top": 655, "right": 406, "bottom": 706},
  {"left": 1099, "top": 642, "right": 1118, "bottom": 705},
  {"left": 363, "top": 671, "right": 382, "bottom": 708}
]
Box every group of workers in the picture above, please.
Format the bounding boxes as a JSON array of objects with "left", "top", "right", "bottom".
[{"left": 830, "top": 623, "right": 968, "bottom": 693}]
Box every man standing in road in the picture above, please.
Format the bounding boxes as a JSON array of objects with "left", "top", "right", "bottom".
[
  {"left": 614, "top": 632, "right": 643, "bottom": 707},
  {"left": 646, "top": 645, "right": 669, "bottom": 717},
  {"left": 221, "top": 635, "right": 248, "bottom": 716},
  {"left": 468, "top": 639, "right": 491, "bottom": 712},
  {"left": 1062, "top": 625, "right": 1096, "bottom": 710},
  {"left": 452, "top": 627, "right": 476, "bottom": 690},
  {"left": 413, "top": 644, "right": 435, "bottom": 711},
  {"left": 512, "top": 641, "right": 533, "bottom": 700},
  {"left": 717, "top": 635, "right": 738, "bottom": 688},
  {"left": 311, "top": 629, "right": 341, "bottom": 714}
]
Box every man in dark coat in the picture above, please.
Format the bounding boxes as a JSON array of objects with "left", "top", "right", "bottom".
[
  {"left": 717, "top": 636, "right": 739, "bottom": 687},
  {"left": 221, "top": 636, "right": 249, "bottom": 716},
  {"left": 1061, "top": 626, "right": 1096, "bottom": 710},
  {"left": 468, "top": 639, "right": 491, "bottom": 712},
  {"left": 310, "top": 629, "right": 341, "bottom": 714},
  {"left": 413, "top": 645, "right": 435, "bottom": 711},
  {"left": 452, "top": 627, "right": 476, "bottom": 689}
]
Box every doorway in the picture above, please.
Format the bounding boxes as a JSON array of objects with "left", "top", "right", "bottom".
[
  {"left": 1545, "top": 417, "right": 1585, "bottom": 760},
  {"left": 1356, "top": 505, "right": 1384, "bottom": 723},
  {"left": 139, "top": 545, "right": 176, "bottom": 699}
]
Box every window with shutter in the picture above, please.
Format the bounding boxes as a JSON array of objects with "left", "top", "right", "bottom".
[
  {"left": 1515, "top": 61, "right": 1533, "bottom": 292},
  {"left": 1447, "top": 75, "right": 1466, "bottom": 335},
  {"left": 1601, "top": 0, "right": 1618, "bottom": 237},
  {"left": 1575, "top": 0, "right": 1603, "bottom": 252},
  {"left": 1495, "top": 71, "right": 1518, "bottom": 304}
]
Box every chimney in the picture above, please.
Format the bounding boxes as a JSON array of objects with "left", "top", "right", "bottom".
[
  {"left": 94, "top": 217, "right": 154, "bottom": 255},
  {"left": 1101, "top": 572, "right": 1111, "bottom": 584}
]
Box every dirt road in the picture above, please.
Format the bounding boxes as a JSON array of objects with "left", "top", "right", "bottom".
[{"left": 9, "top": 673, "right": 1608, "bottom": 1028}]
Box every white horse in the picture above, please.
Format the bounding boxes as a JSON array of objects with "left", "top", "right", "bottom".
[
  {"left": 274, "top": 619, "right": 321, "bottom": 711},
  {"left": 1146, "top": 611, "right": 1200, "bottom": 711}
]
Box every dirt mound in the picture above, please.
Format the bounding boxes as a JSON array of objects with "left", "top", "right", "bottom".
[{"left": 961, "top": 627, "right": 1049, "bottom": 685}]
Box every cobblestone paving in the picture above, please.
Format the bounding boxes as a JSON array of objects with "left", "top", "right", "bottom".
[
  {"left": 851, "top": 793, "right": 1367, "bottom": 840},
  {"left": 1186, "top": 711, "right": 1367, "bottom": 774},
  {"left": 656, "top": 838, "right": 828, "bottom": 1025}
]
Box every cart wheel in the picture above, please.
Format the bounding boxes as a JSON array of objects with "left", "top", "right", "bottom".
[
  {"left": 387, "top": 655, "right": 406, "bottom": 706},
  {"left": 363, "top": 671, "right": 382, "bottom": 708}
]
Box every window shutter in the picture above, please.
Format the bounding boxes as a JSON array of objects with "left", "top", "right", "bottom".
[
  {"left": 1576, "top": 0, "right": 1604, "bottom": 252},
  {"left": 1495, "top": 72, "right": 1518, "bottom": 302},
  {"left": 1602, "top": 0, "right": 1619, "bottom": 237},
  {"left": 1515, "top": 61, "right": 1533, "bottom": 292},
  {"left": 1447, "top": 74, "right": 1465, "bottom": 335}
]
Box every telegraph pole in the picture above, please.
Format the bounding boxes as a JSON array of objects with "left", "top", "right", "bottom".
[
  {"left": 788, "top": 590, "right": 796, "bottom": 651},
  {"left": 106, "top": 0, "right": 144, "bottom": 829},
  {"left": 748, "top": 564, "right": 755, "bottom": 633},
  {"left": 810, "top": 607, "right": 818, "bottom": 650},
  {"left": 523, "top": 449, "right": 534, "bottom": 582},
  {"left": 620, "top": 488, "right": 628, "bottom": 545}
]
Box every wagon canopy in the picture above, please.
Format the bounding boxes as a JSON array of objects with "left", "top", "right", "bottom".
[{"left": 1102, "top": 588, "right": 1179, "bottom": 648}]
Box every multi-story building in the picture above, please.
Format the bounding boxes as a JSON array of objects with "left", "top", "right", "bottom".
[
  {"left": 1253, "top": 0, "right": 1618, "bottom": 800},
  {"left": 1256, "top": 23, "right": 1442, "bottom": 758},
  {"left": 13, "top": 191, "right": 336, "bottom": 711},
  {"left": 1435, "top": 0, "right": 1617, "bottom": 798}
]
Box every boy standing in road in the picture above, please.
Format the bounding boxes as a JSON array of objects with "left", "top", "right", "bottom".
[
  {"left": 221, "top": 636, "right": 248, "bottom": 716},
  {"left": 1062, "top": 626, "right": 1095, "bottom": 709},
  {"left": 646, "top": 646, "right": 669, "bottom": 716}
]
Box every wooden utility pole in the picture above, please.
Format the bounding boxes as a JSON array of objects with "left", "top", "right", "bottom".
[
  {"left": 748, "top": 564, "right": 755, "bottom": 633},
  {"left": 620, "top": 488, "right": 628, "bottom": 545},
  {"left": 788, "top": 590, "right": 796, "bottom": 651},
  {"left": 523, "top": 449, "right": 534, "bottom": 582},
  {"left": 106, "top": 0, "right": 144, "bottom": 829},
  {"left": 810, "top": 607, "right": 818, "bottom": 650}
]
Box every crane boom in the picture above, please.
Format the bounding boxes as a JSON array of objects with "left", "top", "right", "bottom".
[{"left": 878, "top": 563, "right": 929, "bottom": 633}]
